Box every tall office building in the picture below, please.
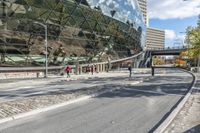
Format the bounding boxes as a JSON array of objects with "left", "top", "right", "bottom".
[
  {"left": 137, "top": 0, "right": 149, "bottom": 26},
  {"left": 146, "top": 27, "right": 165, "bottom": 50},
  {"left": 137, "top": 0, "right": 165, "bottom": 50}
]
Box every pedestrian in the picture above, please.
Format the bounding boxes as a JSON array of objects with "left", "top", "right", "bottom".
[
  {"left": 128, "top": 64, "right": 132, "bottom": 77},
  {"left": 66, "top": 65, "right": 71, "bottom": 78}
]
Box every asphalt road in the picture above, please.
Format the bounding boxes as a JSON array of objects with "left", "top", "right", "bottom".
[{"left": 0, "top": 69, "right": 194, "bottom": 133}]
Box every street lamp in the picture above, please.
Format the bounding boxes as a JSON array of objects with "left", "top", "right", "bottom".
[{"left": 34, "top": 22, "right": 48, "bottom": 78}]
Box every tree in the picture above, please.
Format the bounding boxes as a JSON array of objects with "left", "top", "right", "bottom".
[{"left": 186, "top": 15, "right": 200, "bottom": 71}]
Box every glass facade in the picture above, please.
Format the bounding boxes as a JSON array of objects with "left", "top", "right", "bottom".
[{"left": 0, "top": 0, "right": 146, "bottom": 66}]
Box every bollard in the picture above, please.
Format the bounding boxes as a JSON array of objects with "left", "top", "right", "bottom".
[
  {"left": 151, "top": 67, "right": 154, "bottom": 76},
  {"left": 100, "top": 64, "right": 102, "bottom": 72},
  {"left": 36, "top": 72, "right": 39, "bottom": 78},
  {"left": 96, "top": 64, "right": 100, "bottom": 73},
  {"left": 79, "top": 65, "right": 82, "bottom": 75}
]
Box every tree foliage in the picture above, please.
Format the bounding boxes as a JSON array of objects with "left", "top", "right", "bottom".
[{"left": 186, "top": 15, "right": 200, "bottom": 57}]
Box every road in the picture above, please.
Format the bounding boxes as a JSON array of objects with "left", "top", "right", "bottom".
[{"left": 0, "top": 69, "right": 194, "bottom": 133}]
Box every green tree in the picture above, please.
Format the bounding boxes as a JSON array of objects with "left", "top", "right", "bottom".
[{"left": 186, "top": 15, "right": 200, "bottom": 71}]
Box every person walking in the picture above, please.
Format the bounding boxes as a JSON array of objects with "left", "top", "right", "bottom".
[
  {"left": 66, "top": 65, "right": 71, "bottom": 78},
  {"left": 128, "top": 64, "right": 132, "bottom": 77}
]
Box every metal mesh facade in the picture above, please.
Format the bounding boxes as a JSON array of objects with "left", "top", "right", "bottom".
[{"left": 0, "top": 0, "right": 145, "bottom": 66}]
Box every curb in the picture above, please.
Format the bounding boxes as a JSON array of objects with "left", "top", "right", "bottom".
[
  {"left": 0, "top": 94, "right": 97, "bottom": 125},
  {"left": 153, "top": 70, "right": 196, "bottom": 133},
  {"left": 0, "top": 80, "right": 144, "bottom": 125}
]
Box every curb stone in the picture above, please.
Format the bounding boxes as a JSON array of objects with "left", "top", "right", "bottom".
[{"left": 154, "top": 70, "right": 196, "bottom": 133}]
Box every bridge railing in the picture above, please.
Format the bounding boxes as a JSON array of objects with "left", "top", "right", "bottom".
[
  {"left": 165, "top": 46, "right": 187, "bottom": 50},
  {"left": 147, "top": 46, "right": 187, "bottom": 51}
]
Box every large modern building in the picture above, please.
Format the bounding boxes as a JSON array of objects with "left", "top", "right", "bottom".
[
  {"left": 137, "top": 0, "right": 165, "bottom": 50},
  {"left": 137, "top": 0, "right": 149, "bottom": 26},
  {"left": 0, "top": 0, "right": 146, "bottom": 67},
  {"left": 146, "top": 27, "right": 165, "bottom": 50}
]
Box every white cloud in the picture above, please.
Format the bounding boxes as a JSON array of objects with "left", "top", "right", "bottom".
[
  {"left": 165, "top": 29, "right": 176, "bottom": 40},
  {"left": 148, "top": 0, "right": 200, "bottom": 19},
  {"left": 165, "top": 29, "right": 186, "bottom": 47},
  {"left": 177, "top": 34, "right": 186, "bottom": 41},
  {"left": 165, "top": 29, "right": 186, "bottom": 40}
]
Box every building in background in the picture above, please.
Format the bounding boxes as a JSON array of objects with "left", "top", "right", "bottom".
[
  {"left": 137, "top": 0, "right": 149, "bottom": 27},
  {"left": 137, "top": 0, "right": 165, "bottom": 50},
  {"left": 146, "top": 27, "right": 165, "bottom": 50}
]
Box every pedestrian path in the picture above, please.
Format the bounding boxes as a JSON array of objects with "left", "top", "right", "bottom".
[{"left": 164, "top": 74, "right": 200, "bottom": 133}]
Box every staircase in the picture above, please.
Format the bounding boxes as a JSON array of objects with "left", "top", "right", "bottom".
[{"left": 139, "top": 50, "right": 151, "bottom": 68}]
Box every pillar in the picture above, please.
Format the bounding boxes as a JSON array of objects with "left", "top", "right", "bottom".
[
  {"left": 102, "top": 64, "right": 105, "bottom": 72},
  {"left": 99, "top": 64, "right": 102, "bottom": 72},
  {"left": 96, "top": 64, "right": 100, "bottom": 73},
  {"left": 79, "top": 65, "right": 82, "bottom": 75}
]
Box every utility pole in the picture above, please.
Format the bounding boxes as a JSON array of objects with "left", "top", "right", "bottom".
[{"left": 34, "top": 22, "right": 48, "bottom": 78}]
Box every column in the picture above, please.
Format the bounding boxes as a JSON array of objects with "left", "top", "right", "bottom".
[
  {"left": 96, "top": 64, "right": 100, "bottom": 73},
  {"left": 79, "top": 65, "right": 82, "bottom": 75},
  {"left": 102, "top": 64, "right": 105, "bottom": 72}
]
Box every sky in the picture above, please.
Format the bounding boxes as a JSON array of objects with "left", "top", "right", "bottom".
[{"left": 147, "top": 0, "right": 200, "bottom": 47}]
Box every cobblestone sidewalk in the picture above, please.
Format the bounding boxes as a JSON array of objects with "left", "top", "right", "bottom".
[{"left": 164, "top": 74, "right": 200, "bottom": 133}]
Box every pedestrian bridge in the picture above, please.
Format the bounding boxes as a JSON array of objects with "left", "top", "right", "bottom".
[
  {"left": 139, "top": 46, "right": 188, "bottom": 68},
  {"left": 150, "top": 46, "right": 187, "bottom": 56}
]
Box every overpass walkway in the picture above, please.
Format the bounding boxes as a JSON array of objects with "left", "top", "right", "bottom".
[{"left": 139, "top": 46, "right": 188, "bottom": 68}]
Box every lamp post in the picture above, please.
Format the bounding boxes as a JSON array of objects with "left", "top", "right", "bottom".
[
  {"left": 34, "top": 22, "right": 48, "bottom": 78},
  {"left": 180, "top": 31, "right": 194, "bottom": 69}
]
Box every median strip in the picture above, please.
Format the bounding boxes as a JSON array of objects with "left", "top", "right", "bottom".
[{"left": 0, "top": 77, "right": 148, "bottom": 124}]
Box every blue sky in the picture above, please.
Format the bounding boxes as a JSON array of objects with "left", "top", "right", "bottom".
[
  {"left": 149, "top": 17, "right": 198, "bottom": 47},
  {"left": 147, "top": 0, "right": 200, "bottom": 47}
]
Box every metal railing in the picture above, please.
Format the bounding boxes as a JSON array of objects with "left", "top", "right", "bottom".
[
  {"left": 147, "top": 46, "right": 187, "bottom": 51},
  {"left": 0, "top": 52, "right": 144, "bottom": 73}
]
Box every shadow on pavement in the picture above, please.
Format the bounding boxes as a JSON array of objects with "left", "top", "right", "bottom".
[
  {"left": 183, "top": 124, "right": 200, "bottom": 133},
  {"left": 0, "top": 73, "right": 192, "bottom": 102},
  {"left": 96, "top": 82, "right": 190, "bottom": 99}
]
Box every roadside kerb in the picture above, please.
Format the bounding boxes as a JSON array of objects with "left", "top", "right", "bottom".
[
  {"left": 154, "top": 70, "right": 196, "bottom": 133},
  {"left": 0, "top": 80, "right": 144, "bottom": 125}
]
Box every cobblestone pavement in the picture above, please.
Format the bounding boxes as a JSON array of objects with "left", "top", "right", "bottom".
[
  {"left": 164, "top": 74, "right": 200, "bottom": 133},
  {"left": 0, "top": 71, "right": 151, "bottom": 120}
]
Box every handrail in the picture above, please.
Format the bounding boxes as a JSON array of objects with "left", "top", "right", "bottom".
[
  {"left": 0, "top": 52, "right": 144, "bottom": 72},
  {"left": 148, "top": 46, "right": 187, "bottom": 51}
]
